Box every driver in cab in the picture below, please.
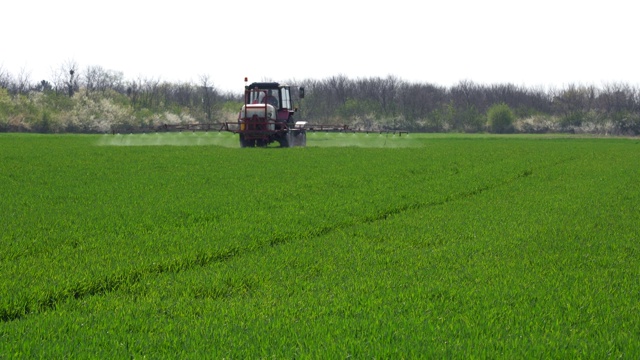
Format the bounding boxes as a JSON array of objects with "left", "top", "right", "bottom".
[{"left": 261, "top": 90, "right": 279, "bottom": 108}]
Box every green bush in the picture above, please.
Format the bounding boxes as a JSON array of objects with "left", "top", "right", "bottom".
[
  {"left": 611, "top": 111, "right": 640, "bottom": 135},
  {"left": 458, "top": 105, "right": 485, "bottom": 133},
  {"left": 487, "top": 103, "right": 515, "bottom": 133},
  {"left": 559, "top": 111, "right": 584, "bottom": 130},
  {"left": 0, "top": 88, "right": 12, "bottom": 131}
]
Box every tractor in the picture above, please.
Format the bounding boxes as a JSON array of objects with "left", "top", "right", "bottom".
[{"left": 237, "top": 79, "right": 307, "bottom": 147}]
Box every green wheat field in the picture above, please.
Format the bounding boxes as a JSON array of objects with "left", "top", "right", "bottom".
[{"left": 1, "top": 132, "right": 639, "bottom": 358}]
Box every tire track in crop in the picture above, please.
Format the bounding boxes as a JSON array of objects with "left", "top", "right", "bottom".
[
  {"left": 359, "top": 155, "right": 576, "bottom": 224},
  {"left": 0, "top": 157, "right": 573, "bottom": 323},
  {"left": 361, "top": 168, "right": 533, "bottom": 224},
  {"left": 0, "top": 247, "right": 242, "bottom": 323}
]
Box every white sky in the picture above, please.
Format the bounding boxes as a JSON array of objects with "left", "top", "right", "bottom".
[{"left": 2, "top": 0, "right": 637, "bottom": 94}]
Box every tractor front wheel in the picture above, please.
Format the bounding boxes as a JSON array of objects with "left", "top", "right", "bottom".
[{"left": 239, "top": 135, "right": 255, "bottom": 148}]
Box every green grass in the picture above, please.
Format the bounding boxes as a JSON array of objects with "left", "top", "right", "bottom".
[{"left": 1, "top": 133, "right": 639, "bottom": 358}]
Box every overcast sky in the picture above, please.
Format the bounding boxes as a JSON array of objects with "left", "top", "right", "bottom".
[{"left": 3, "top": 0, "right": 636, "bottom": 93}]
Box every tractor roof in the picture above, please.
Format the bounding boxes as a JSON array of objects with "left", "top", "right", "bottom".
[{"left": 247, "top": 82, "right": 285, "bottom": 90}]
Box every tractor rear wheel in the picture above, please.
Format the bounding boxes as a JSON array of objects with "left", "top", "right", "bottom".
[
  {"left": 279, "top": 132, "right": 293, "bottom": 147},
  {"left": 299, "top": 132, "right": 307, "bottom": 147},
  {"left": 292, "top": 131, "right": 306, "bottom": 147}
]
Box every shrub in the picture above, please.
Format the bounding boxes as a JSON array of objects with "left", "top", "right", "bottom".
[
  {"left": 458, "top": 105, "right": 485, "bottom": 133},
  {"left": 64, "top": 93, "right": 134, "bottom": 133},
  {"left": 559, "top": 111, "right": 584, "bottom": 131},
  {"left": 0, "top": 88, "right": 11, "bottom": 131},
  {"left": 516, "top": 115, "right": 554, "bottom": 133},
  {"left": 611, "top": 111, "right": 640, "bottom": 135},
  {"left": 487, "top": 103, "right": 515, "bottom": 133}
]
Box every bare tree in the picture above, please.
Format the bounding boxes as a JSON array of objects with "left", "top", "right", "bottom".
[
  {"left": 597, "top": 82, "right": 637, "bottom": 114},
  {"left": 37, "top": 80, "right": 53, "bottom": 92},
  {"left": 379, "top": 75, "right": 400, "bottom": 115},
  {"left": 13, "top": 67, "right": 32, "bottom": 94},
  {"left": 126, "top": 79, "right": 140, "bottom": 109},
  {"left": 449, "top": 80, "right": 483, "bottom": 130},
  {"left": 138, "top": 77, "right": 161, "bottom": 110},
  {"left": 169, "top": 81, "right": 194, "bottom": 107},
  {"left": 552, "top": 84, "right": 591, "bottom": 116},
  {"left": 84, "top": 65, "right": 100, "bottom": 93},
  {"left": 0, "top": 65, "right": 12, "bottom": 89},
  {"left": 200, "top": 74, "right": 217, "bottom": 121},
  {"left": 50, "top": 66, "right": 66, "bottom": 94},
  {"left": 55, "top": 59, "right": 80, "bottom": 97},
  {"left": 85, "top": 65, "right": 125, "bottom": 94}
]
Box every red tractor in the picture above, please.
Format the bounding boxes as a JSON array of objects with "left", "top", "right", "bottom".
[{"left": 237, "top": 80, "right": 307, "bottom": 147}]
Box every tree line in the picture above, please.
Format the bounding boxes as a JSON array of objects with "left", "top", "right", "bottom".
[
  {"left": 0, "top": 62, "right": 239, "bottom": 133},
  {"left": 295, "top": 75, "right": 640, "bottom": 135},
  {"left": 1, "top": 63, "right": 639, "bottom": 135}
]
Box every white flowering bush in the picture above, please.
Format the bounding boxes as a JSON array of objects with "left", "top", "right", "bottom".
[{"left": 62, "top": 92, "right": 134, "bottom": 133}]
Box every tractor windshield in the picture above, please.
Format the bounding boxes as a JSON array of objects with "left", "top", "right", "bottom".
[{"left": 248, "top": 89, "right": 280, "bottom": 108}]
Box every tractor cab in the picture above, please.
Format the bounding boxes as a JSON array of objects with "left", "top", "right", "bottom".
[{"left": 245, "top": 82, "right": 295, "bottom": 123}]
